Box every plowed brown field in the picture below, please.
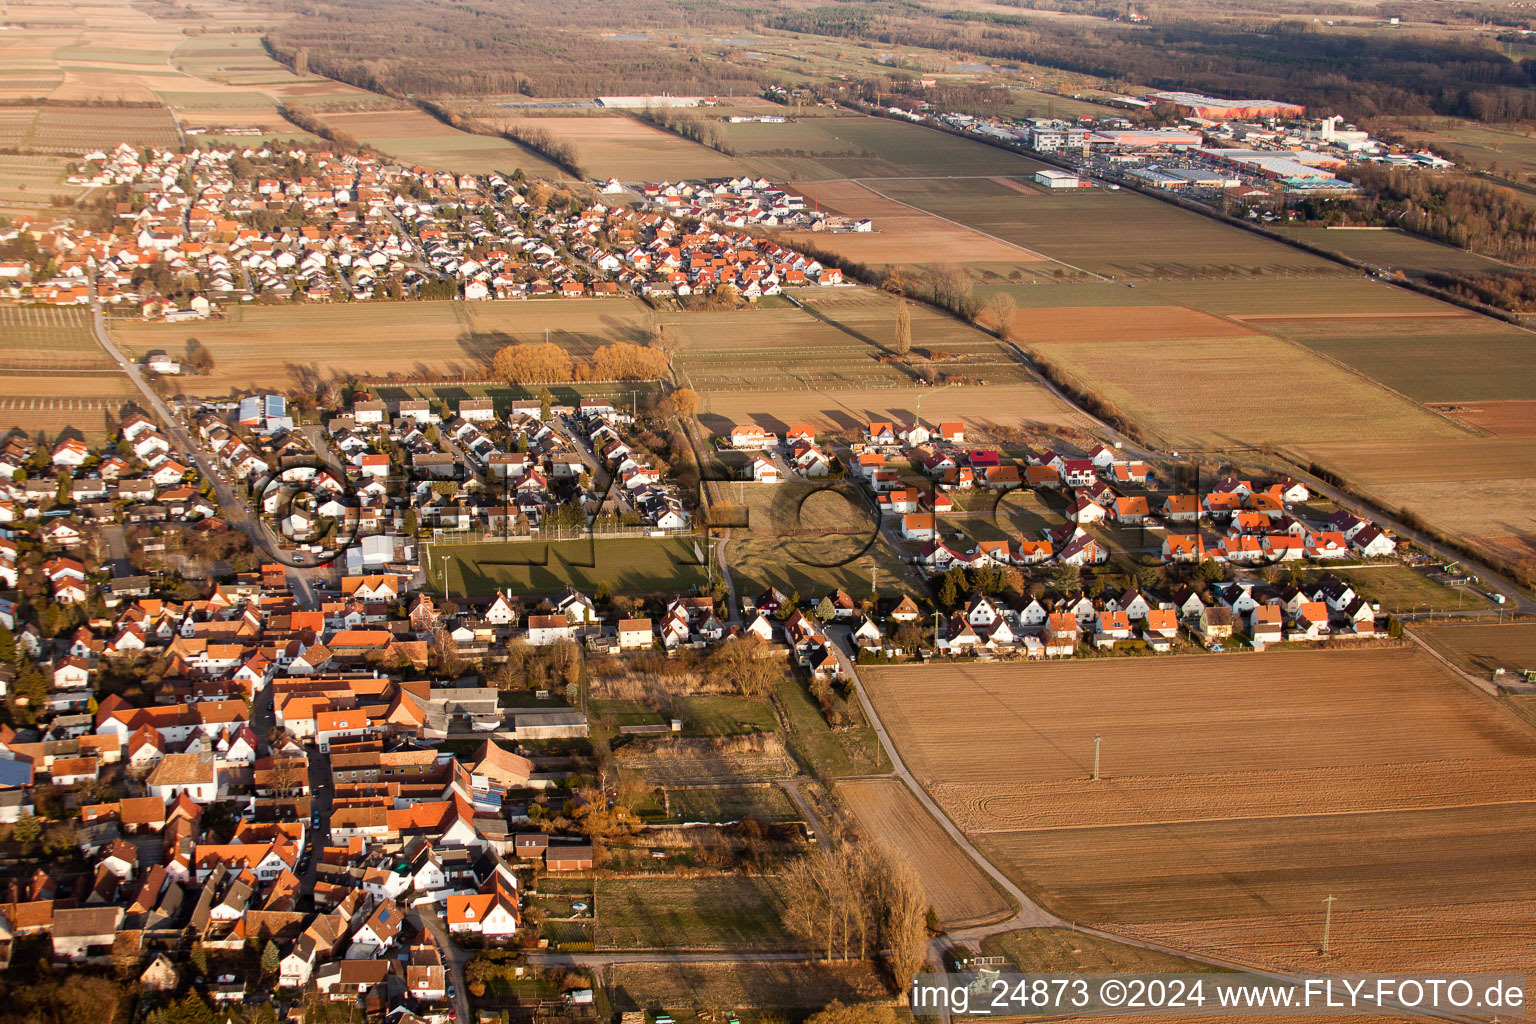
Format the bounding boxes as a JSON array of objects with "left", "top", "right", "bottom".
[{"left": 863, "top": 648, "right": 1536, "bottom": 974}]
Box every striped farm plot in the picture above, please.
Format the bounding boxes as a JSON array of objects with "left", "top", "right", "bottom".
[
  {"left": 0, "top": 306, "right": 115, "bottom": 369},
  {"left": 0, "top": 372, "right": 137, "bottom": 441}
]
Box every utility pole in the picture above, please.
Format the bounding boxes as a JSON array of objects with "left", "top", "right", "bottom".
[
  {"left": 1092, "top": 735, "right": 1101, "bottom": 781},
  {"left": 1321, "top": 894, "right": 1337, "bottom": 955}
]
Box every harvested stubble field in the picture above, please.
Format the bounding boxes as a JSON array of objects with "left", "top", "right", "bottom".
[
  {"left": 30, "top": 103, "right": 179, "bottom": 152},
  {"left": 862, "top": 648, "right": 1536, "bottom": 973},
  {"left": 797, "top": 289, "right": 1036, "bottom": 384},
  {"left": 1007, "top": 304, "right": 1258, "bottom": 345},
  {"left": 874, "top": 178, "right": 1347, "bottom": 280},
  {"left": 836, "top": 778, "right": 1012, "bottom": 927},
  {"left": 110, "top": 299, "right": 654, "bottom": 394},
  {"left": 1029, "top": 332, "right": 1467, "bottom": 449},
  {"left": 1298, "top": 438, "right": 1536, "bottom": 570},
  {"left": 320, "top": 109, "right": 569, "bottom": 178},
  {"left": 0, "top": 306, "right": 112, "bottom": 369},
  {"left": 670, "top": 305, "right": 915, "bottom": 392},
  {"left": 782, "top": 177, "right": 1051, "bottom": 269},
  {"left": 699, "top": 382, "right": 1093, "bottom": 440},
  {"left": 499, "top": 114, "right": 742, "bottom": 181}
]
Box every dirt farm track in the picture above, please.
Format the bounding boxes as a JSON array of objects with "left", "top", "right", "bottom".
[{"left": 862, "top": 647, "right": 1536, "bottom": 974}]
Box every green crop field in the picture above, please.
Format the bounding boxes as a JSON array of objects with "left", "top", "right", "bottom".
[
  {"left": 1275, "top": 226, "right": 1503, "bottom": 277},
  {"left": 1261, "top": 314, "right": 1536, "bottom": 403},
  {"left": 594, "top": 875, "right": 796, "bottom": 951},
  {"left": 428, "top": 537, "right": 706, "bottom": 597},
  {"left": 877, "top": 178, "right": 1346, "bottom": 280}
]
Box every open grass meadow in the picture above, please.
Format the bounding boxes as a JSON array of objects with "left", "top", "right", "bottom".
[
  {"left": 669, "top": 303, "right": 916, "bottom": 393},
  {"left": 714, "top": 479, "right": 924, "bottom": 601},
  {"left": 1322, "top": 565, "right": 1486, "bottom": 614},
  {"left": 427, "top": 537, "right": 706, "bottom": 597},
  {"left": 659, "top": 784, "right": 800, "bottom": 825},
  {"left": 774, "top": 677, "right": 888, "bottom": 779},
  {"left": 602, "top": 961, "right": 893, "bottom": 1020},
  {"left": 862, "top": 649, "right": 1536, "bottom": 974},
  {"left": 981, "top": 927, "right": 1225, "bottom": 974},
  {"left": 594, "top": 875, "right": 796, "bottom": 951}
]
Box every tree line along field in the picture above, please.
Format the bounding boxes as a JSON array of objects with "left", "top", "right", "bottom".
[{"left": 861, "top": 648, "right": 1536, "bottom": 974}]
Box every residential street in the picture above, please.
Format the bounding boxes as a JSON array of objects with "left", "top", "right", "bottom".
[
  {"left": 90, "top": 298, "right": 321, "bottom": 607},
  {"left": 411, "top": 903, "right": 472, "bottom": 1023}
]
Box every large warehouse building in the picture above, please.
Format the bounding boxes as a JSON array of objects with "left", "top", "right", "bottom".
[{"left": 1149, "top": 91, "right": 1305, "bottom": 119}]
